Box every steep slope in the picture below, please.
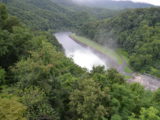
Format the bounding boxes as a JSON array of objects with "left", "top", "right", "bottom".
[
  {"left": 80, "top": 7, "right": 160, "bottom": 77},
  {"left": 1, "top": 0, "right": 120, "bottom": 31},
  {"left": 51, "top": 0, "right": 121, "bottom": 19},
  {"left": 3, "top": 0, "right": 93, "bottom": 30}
]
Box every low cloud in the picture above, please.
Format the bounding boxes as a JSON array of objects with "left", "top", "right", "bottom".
[{"left": 71, "top": 0, "right": 160, "bottom": 5}]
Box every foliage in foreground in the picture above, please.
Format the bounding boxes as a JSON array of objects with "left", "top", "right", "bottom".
[{"left": 1, "top": 3, "right": 160, "bottom": 120}]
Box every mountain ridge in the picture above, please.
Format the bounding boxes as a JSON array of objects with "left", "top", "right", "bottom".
[{"left": 52, "top": 0, "right": 154, "bottom": 9}]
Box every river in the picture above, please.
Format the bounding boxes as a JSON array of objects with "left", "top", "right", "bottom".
[
  {"left": 55, "top": 32, "right": 160, "bottom": 91},
  {"left": 55, "top": 32, "right": 108, "bottom": 71}
]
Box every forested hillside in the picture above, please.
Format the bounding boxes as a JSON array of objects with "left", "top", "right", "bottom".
[
  {"left": 1, "top": 2, "right": 160, "bottom": 120},
  {"left": 2, "top": 0, "right": 119, "bottom": 31},
  {"left": 80, "top": 7, "right": 160, "bottom": 77},
  {"left": 4, "top": 0, "right": 92, "bottom": 30}
]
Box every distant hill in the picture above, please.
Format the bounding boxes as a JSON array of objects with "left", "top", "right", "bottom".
[
  {"left": 1, "top": 0, "right": 95, "bottom": 30},
  {"left": 88, "top": 0, "right": 153, "bottom": 9},
  {"left": 53, "top": 0, "right": 153, "bottom": 9},
  {"left": 1, "top": 0, "right": 119, "bottom": 30}
]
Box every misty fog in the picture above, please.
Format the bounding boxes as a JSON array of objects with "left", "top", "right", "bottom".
[{"left": 68, "top": 0, "right": 153, "bottom": 9}]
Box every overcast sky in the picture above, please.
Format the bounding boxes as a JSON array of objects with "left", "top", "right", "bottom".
[
  {"left": 72, "top": 0, "right": 160, "bottom": 6},
  {"left": 128, "top": 0, "right": 160, "bottom": 5}
]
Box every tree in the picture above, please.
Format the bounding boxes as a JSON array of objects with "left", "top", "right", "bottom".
[
  {"left": 0, "top": 30, "right": 11, "bottom": 57},
  {"left": 152, "top": 89, "right": 160, "bottom": 110},
  {"left": 17, "top": 87, "right": 59, "bottom": 120},
  {"left": 0, "top": 3, "right": 8, "bottom": 28},
  {"left": 69, "top": 78, "right": 110, "bottom": 120},
  {"left": 3, "top": 16, "right": 20, "bottom": 32},
  {"left": 0, "top": 67, "right": 5, "bottom": 85},
  {"left": 129, "top": 107, "right": 160, "bottom": 120},
  {"left": 109, "top": 84, "right": 136, "bottom": 120},
  {"left": 0, "top": 95, "right": 27, "bottom": 120},
  {"left": 106, "top": 69, "right": 125, "bottom": 85}
]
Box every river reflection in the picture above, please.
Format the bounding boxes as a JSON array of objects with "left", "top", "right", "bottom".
[{"left": 55, "top": 32, "right": 108, "bottom": 71}]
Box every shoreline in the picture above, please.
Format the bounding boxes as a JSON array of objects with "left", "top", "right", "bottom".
[
  {"left": 68, "top": 33, "right": 160, "bottom": 91},
  {"left": 69, "top": 34, "right": 132, "bottom": 76}
]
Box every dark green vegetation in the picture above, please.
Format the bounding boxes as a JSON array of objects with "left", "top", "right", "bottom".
[
  {"left": 80, "top": 7, "right": 160, "bottom": 78},
  {"left": 1, "top": 1, "right": 160, "bottom": 120},
  {"left": 3, "top": 0, "right": 119, "bottom": 31},
  {"left": 3, "top": 0, "right": 90, "bottom": 30}
]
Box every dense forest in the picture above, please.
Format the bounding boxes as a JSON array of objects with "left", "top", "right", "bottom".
[
  {"left": 6, "top": 0, "right": 92, "bottom": 30},
  {"left": 1, "top": 0, "right": 160, "bottom": 120},
  {"left": 3, "top": 0, "right": 119, "bottom": 31},
  {"left": 80, "top": 7, "right": 160, "bottom": 77}
]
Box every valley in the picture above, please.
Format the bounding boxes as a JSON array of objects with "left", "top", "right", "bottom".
[
  {"left": 56, "top": 32, "right": 160, "bottom": 91},
  {"left": 1, "top": 0, "right": 160, "bottom": 120}
]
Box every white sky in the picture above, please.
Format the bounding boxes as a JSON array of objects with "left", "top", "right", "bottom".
[
  {"left": 128, "top": 0, "right": 160, "bottom": 5},
  {"left": 72, "top": 0, "right": 160, "bottom": 6}
]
